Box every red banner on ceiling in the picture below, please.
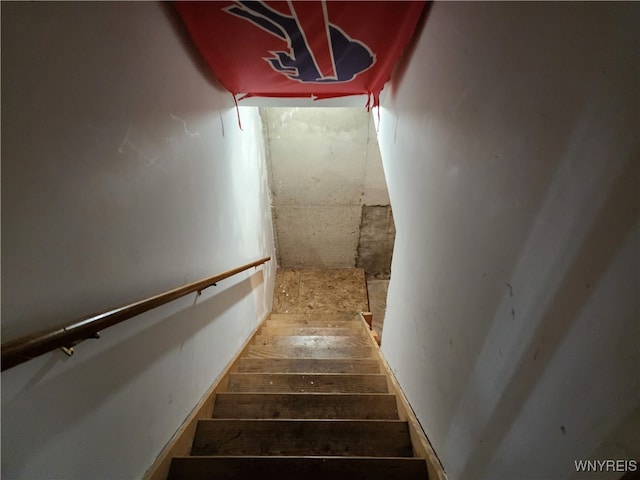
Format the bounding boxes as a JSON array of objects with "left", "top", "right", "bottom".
[{"left": 174, "top": 1, "right": 425, "bottom": 107}]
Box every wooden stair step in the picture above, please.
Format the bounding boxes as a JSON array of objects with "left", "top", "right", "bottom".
[
  {"left": 159, "top": 299, "right": 440, "bottom": 480},
  {"left": 227, "top": 373, "right": 388, "bottom": 393},
  {"left": 260, "top": 326, "right": 363, "bottom": 336},
  {"left": 168, "top": 456, "right": 429, "bottom": 480},
  {"left": 213, "top": 393, "right": 399, "bottom": 419},
  {"left": 268, "top": 313, "right": 359, "bottom": 322},
  {"left": 254, "top": 334, "right": 371, "bottom": 347},
  {"left": 265, "top": 318, "right": 360, "bottom": 328},
  {"left": 245, "top": 344, "right": 375, "bottom": 359},
  {"left": 191, "top": 419, "right": 413, "bottom": 457},
  {"left": 236, "top": 358, "right": 380, "bottom": 374}
]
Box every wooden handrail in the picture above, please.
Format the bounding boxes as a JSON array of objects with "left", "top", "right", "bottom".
[{"left": 1, "top": 256, "right": 271, "bottom": 372}]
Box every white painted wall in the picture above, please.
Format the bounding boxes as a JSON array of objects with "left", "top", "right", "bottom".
[
  {"left": 1, "top": 3, "right": 275, "bottom": 479},
  {"left": 377, "top": 2, "right": 639, "bottom": 479}
]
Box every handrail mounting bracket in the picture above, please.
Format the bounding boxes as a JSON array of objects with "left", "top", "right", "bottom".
[{"left": 59, "top": 332, "right": 101, "bottom": 357}]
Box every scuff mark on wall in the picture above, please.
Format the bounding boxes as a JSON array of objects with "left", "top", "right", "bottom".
[
  {"left": 117, "top": 124, "right": 163, "bottom": 170},
  {"left": 170, "top": 112, "right": 201, "bottom": 137},
  {"left": 219, "top": 111, "right": 226, "bottom": 138},
  {"left": 118, "top": 125, "right": 133, "bottom": 154},
  {"left": 506, "top": 282, "right": 516, "bottom": 321}
]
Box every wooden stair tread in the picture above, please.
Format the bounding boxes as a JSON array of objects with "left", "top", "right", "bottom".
[
  {"left": 246, "top": 344, "right": 375, "bottom": 359},
  {"left": 268, "top": 313, "right": 359, "bottom": 322},
  {"left": 168, "top": 456, "right": 429, "bottom": 480},
  {"left": 254, "top": 334, "right": 371, "bottom": 347},
  {"left": 260, "top": 326, "right": 363, "bottom": 336},
  {"left": 213, "top": 393, "right": 399, "bottom": 419},
  {"left": 227, "top": 373, "right": 388, "bottom": 393},
  {"left": 191, "top": 419, "right": 414, "bottom": 457},
  {"left": 265, "top": 318, "right": 361, "bottom": 328},
  {"left": 236, "top": 358, "right": 381, "bottom": 373}
]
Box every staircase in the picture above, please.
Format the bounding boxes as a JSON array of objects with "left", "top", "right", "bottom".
[{"left": 166, "top": 312, "right": 431, "bottom": 479}]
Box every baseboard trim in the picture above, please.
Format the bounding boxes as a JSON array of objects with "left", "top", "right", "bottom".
[{"left": 359, "top": 313, "right": 447, "bottom": 480}]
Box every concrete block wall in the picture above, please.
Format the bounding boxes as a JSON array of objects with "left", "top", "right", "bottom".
[{"left": 263, "top": 107, "right": 394, "bottom": 275}]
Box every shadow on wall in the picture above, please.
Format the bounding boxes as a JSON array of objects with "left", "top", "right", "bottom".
[
  {"left": 161, "top": 3, "right": 221, "bottom": 89},
  {"left": 1, "top": 274, "right": 256, "bottom": 475},
  {"left": 459, "top": 154, "right": 639, "bottom": 477},
  {"left": 430, "top": 55, "right": 633, "bottom": 454},
  {"left": 388, "top": 2, "right": 434, "bottom": 101}
]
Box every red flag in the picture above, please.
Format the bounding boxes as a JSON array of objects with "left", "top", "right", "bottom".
[{"left": 174, "top": 1, "right": 425, "bottom": 107}]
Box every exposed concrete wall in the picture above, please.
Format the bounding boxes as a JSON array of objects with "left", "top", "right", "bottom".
[
  {"left": 377, "top": 2, "right": 639, "bottom": 479},
  {"left": 263, "top": 107, "right": 394, "bottom": 273},
  {"left": 357, "top": 205, "right": 396, "bottom": 277},
  {"left": 1, "top": 3, "right": 275, "bottom": 479},
  {"left": 363, "top": 117, "right": 390, "bottom": 206}
]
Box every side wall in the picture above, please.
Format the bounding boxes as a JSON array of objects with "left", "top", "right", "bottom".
[
  {"left": 378, "top": 3, "right": 639, "bottom": 479},
  {"left": 1, "top": 3, "right": 275, "bottom": 479}
]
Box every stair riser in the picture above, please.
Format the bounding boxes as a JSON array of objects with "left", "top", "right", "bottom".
[
  {"left": 246, "top": 345, "right": 375, "bottom": 359},
  {"left": 236, "top": 358, "right": 381, "bottom": 374},
  {"left": 260, "top": 326, "right": 363, "bottom": 336},
  {"left": 168, "top": 456, "right": 429, "bottom": 480},
  {"left": 269, "top": 313, "right": 359, "bottom": 322},
  {"left": 265, "top": 319, "right": 361, "bottom": 328},
  {"left": 227, "top": 373, "right": 388, "bottom": 394},
  {"left": 191, "top": 420, "right": 414, "bottom": 457},
  {"left": 254, "top": 335, "right": 371, "bottom": 347},
  {"left": 213, "top": 393, "right": 399, "bottom": 419}
]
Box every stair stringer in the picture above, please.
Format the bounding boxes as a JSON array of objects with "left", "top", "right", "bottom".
[{"left": 357, "top": 313, "right": 448, "bottom": 480}]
